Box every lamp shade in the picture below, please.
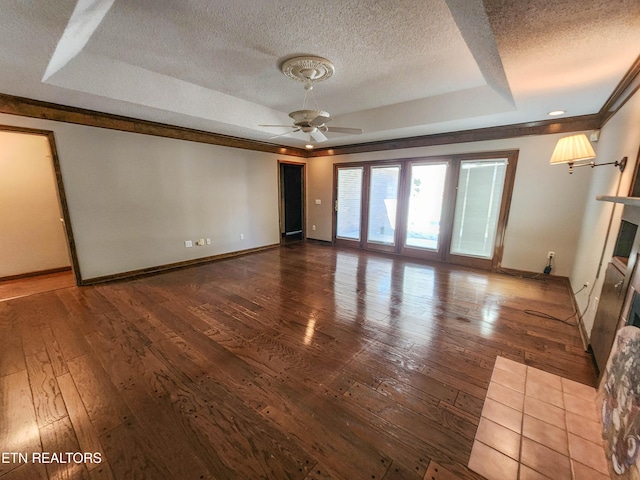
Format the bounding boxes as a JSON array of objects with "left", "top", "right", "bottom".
[{"left": 550, "top": 133, "right": 596, "bottom": 165}]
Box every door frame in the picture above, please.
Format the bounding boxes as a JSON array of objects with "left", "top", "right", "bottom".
[
  {"left": 0, "top": 124, "right": 81, "bottom": 285},
  {"left": 278, "top": 160, "right": 306, "bottom": 244}
]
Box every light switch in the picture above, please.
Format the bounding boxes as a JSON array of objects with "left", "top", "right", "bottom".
[{"left": 315, "top": 199, "right": 321, "bottom": 205}]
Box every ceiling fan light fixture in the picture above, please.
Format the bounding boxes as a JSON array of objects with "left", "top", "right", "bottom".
[
  {"left": 289, "top": 109, "right": 330, "bottom": 125},
  {"left": 261, "top": 55, "right": 362, "bottom": 145}
]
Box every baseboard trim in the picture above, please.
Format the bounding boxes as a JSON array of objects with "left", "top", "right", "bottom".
[
  {"left": 305, "top": 238, "right": 333, "bottom": 245},
  {"left": 498, "top": 267, "right": 591, "bottom": 350},
  {"left": 80, "top": 244, "right": 280, "bottom": 285},
  {"left": 576, "top": 315, "right": 591, "bottom": 352},
  {"left": 494, "top": 266, "right": 568, "bottom": 283},
  {"left": 0, "top": 266, "right": 72, "bottom": 282}
]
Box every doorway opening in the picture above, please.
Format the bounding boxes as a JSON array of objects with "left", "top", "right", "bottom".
[
  {"left": 0, "top": 125, "right": 79, "bottom": 300},
  {"left": 279, "top": 161, "right": 305, "bottom": 245}
]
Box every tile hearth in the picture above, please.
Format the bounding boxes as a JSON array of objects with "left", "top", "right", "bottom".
[{"left": 468, "top": 356, "right": 609, "bottom": 480}]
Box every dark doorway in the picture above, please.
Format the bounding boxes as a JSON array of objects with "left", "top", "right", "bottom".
[{"left": 280, "top": 162, "right": 305, "bottom": 244}]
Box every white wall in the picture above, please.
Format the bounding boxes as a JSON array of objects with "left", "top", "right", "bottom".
[
  {"left": 0, "top": 114, "right": 301, "bottom": 281},
  {"left": 571, "top": 91, "right": 640, "bottom": 338},
  {"left": 0, "top": 131, "right": 70, "bottom": 277},
  {"left": 1, "top": 96, "right": 634, "bottom": 290},
  {"left": 307, "top": 133, "right": 593, "bottom": 277}
]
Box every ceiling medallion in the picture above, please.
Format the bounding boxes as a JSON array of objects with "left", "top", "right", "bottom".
[{"left": 281, "top": 56, "right": 335, "bottom": 85}]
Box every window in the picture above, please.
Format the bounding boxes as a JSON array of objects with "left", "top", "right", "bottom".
[
  {"left": 367, "top": 166, "right": 400, "bottom": 246},
  {"left": 333, "top": 152, "right": 517, "bottom": 269},
  {"left": 336, "top": 167, "right": 363, "bottom": 240},
  {"left": 450, "top": 159, "right": 508, "bottom": 259},
  {"left": 405, "top": 163, "right": 447, "bottom": 251}
]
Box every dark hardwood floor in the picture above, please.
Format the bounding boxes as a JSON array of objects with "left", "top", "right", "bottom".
[{"left": 0, "top": 243, "right": 597, "bottom": 479}]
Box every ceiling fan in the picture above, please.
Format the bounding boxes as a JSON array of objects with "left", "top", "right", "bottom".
[
  {"left": 261, "top": 109, "right": 362, "bottom": 143},
  {"left": 260, "top": 56, "right": 363, "bottom": 144}
]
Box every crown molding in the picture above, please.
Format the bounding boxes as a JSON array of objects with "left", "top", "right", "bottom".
[
  {"left": 305, "top": 114, "right": 602, "bottom": 157},
  {"left": 0, "top": 93, "right": 308, "bottom": 158},
  {"left": 598, "top": 54, "right": 640, "bottom": 127}
]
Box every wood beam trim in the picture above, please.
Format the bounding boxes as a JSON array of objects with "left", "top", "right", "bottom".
[
  {"left": 0, "top": 93, "right": 307, "bottom": 158},
  {"left": 307, "top": 114, "right": 602, "bottom": 157},
  {"left": 0, "top": 91, "right": 623, "bottom": 160},
  {"left": 599, "top": 54, "right": 640, "bottom": 127}
]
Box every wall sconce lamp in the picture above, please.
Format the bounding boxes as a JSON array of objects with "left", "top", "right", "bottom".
[{"left": 550, "top": 133, "right": 627, "bottom": 174}]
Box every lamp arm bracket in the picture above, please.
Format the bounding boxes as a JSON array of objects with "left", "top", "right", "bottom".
[{"left": 568, "top": 156, "right": 627, "bottom": 174}]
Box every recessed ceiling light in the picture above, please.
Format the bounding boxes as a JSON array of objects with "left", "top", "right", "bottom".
[
  {"left": 305, "top": 144, "right": 314, "bottom": 149},
  {"left": 548, "top": 110, "right": 566, "bottom": 116}
]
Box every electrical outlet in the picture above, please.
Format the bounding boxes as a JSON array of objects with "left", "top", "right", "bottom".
[
  {"left": 547, "top": 251, "right": 555, "bottom": 259},
  {"left": 197, "top": 238, "right": 205, "bottom": 246},
  {"left": 185, "top": 240, "right": 193, "bottom": 248},
  {"left": 240, "top": 233, "right": 244, "bottom": 240},
  {"left": 312, "top": 225, "right": 316, "bottom": 231},
  {"left": 206, "top": 238, "right": 211, "bottom": 245}
]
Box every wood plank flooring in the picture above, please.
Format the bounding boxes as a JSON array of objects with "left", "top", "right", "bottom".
[{"left": 0, "top": 243, "right": 597, "bottom": 479}]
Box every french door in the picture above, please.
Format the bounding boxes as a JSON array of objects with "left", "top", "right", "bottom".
[
  {"left": 447, "top": 158, "right": 510, "bottom": 268},
  {"left": 333, "top": 152, "right": 517, "bottom": 269},
  {"left": 365, "top": 165, "right": 402, "bottom": 252},
  {"left": 335, "top": 164, "right": 402, "bottom": 252},
  {"left": 401, "top": 161, "right": 450, "bottom": 261},
  {"left": 335, "top": 166, "right": 364, "bottom": 248}
]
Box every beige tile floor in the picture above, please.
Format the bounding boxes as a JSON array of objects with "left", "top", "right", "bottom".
[{"left": 468, "top": 356, "right": 610, "bottom": 480}]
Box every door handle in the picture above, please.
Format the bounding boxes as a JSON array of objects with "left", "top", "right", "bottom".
[{"left": 615, "top": 280, "right": 624, "bottom": 296}]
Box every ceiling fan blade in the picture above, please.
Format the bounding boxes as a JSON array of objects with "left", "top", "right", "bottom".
[
  {"left": 260, "top": 124, "right": 295, "bottom": 128},
  {"left": 268, "top": 128, "right": 301, "bottom": 140},
  {"left": 310, "top": 129, "right": 328, "bottom": 142},
  {"left": 324, "top": 126, "right": 363, "bottom": 135},
  {"left": 310, "top": 115, "right": 332, "bottom": 127}
]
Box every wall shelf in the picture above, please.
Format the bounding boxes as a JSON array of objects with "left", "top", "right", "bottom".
[{"left": 597, "top": 195, "right": 640, "bottom": 207}]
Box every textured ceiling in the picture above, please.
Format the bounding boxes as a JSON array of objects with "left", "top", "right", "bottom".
[{"left": 0, "top": 0, "right": 638, "bottom": 148}]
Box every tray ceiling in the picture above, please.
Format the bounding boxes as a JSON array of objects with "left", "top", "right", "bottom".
[{"left": 0, "top": 0, "right": 638, "bottom": 148}]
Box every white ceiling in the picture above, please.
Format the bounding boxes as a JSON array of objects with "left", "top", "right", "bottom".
[{"left": 0, "top": 0, "right": 639, "bottom": 148}]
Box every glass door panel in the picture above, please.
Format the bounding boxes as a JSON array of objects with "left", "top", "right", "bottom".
[
  {"left": 450, "top": 159, "right": 508, "bottom": 259},
  {"left": 336, "top": 167, "right": 364, "bottom": 241},
  {"left": 405, "top": 163, "right": 447, "bottom": 251},
  {"left": 367, "top": 165, "right": 400, "bottom": 247}
]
